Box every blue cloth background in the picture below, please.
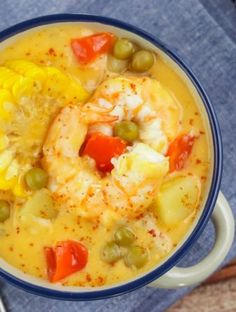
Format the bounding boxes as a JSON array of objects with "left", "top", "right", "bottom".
[{"left": 0, "top": 0, "right": 235, "bottom": 311}]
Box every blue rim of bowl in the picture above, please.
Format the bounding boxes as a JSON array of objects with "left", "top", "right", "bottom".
[{"left": 0, "top": 14, "right": 222, "bottom": 300}]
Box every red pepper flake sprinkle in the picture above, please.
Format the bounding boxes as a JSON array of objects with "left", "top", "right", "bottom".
[
  {"left": 92, "top": 220, "right": 100, "bottom": 230},
  {"left": 48, "top": 48, "right": 57, "bottom": 56},
  {"left": 196, "top": 159, "right": 202, "bottom": 164},
  {"left": 111, "top": 92, "right": 119, "bottom": 100},
  {"left": 95, "top": 276, "right": 106, "bottom": 286},
  {"left": 86, "top": 274, "right": 92, "bottom": 282},
  {"left": 135, "top": 213, "right": 144, "bottom": 220},
  {"left": 130, "top": 83, "right": 136, "bottom": 91},
  {"left": 148, "top": 229, "right": 157, "bottom": 237}
]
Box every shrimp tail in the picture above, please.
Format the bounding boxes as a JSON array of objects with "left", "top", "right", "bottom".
[{"left": 82, "top": 103, "right": 118, "bottom": 124}]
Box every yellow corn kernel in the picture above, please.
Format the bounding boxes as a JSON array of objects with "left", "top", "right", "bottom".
[
  {"left": 6, "top": 60, "right": 46, "bottom": 80},
  {"left": 12, "top": 76, "right": 34, "bottom": 99},
  {"left": 0, "top": 67, "right": 20, "bottom": 89},
  {"left": 0, "top": 150, "right": 13, "bottom": 173},
  {"left": 6, "top": 60, "right": 46, "bottom": 90},
  {"left": 0, "top": 89, "right": 15, "bottom": 120}
]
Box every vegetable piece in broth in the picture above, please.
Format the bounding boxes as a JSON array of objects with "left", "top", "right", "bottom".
[
  {"left": 101, "top": 242, "right": 121, "bottom": 264},
  {"left": 114, "top": 121, "right": 139, "bottom": 143},
  {"left": 154, "top": 175, "right": 201, "bottom": 226},
  {"left": 167, "top": 134, "right": 195, "bottom": 172},
  {"left": 71, "top": 33, "right": 115, "bottom": 64},
  {"left": 124, "top": 245, "right": 149, "bottom": 269},
  {"left": 82, "top": 133, "right": 127, "bottom": 172},
  {"left": 25, "top": 168, "right": 48, "bottom": 190},
  {"left": 44, "top": 240, "right": 88, "bottom": 282},
  {"left": 114, "top": 226, "right": 136, "bottom": 246},
  {"left": 113, "top": 38, "right": 135, "bottom": 60}
]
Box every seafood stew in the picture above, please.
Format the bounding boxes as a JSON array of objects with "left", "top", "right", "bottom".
[{"left": 0, "top": 24, "right": 210, "bottom": 287}]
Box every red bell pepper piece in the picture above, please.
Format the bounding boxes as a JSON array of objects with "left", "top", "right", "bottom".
[
  {"left": 167, "top": 134, "right": 195, "bottom": 172},
  {"left": 44, "top": 240, "right": 88, "bottom": 282},
  {"left": 71, "top": 32, "right": 115, "bottom": 64},
  {"left": 81, "top": 133, "right": 127, "bottom": 172}
]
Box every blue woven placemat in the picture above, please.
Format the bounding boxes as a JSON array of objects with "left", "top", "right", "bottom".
[{"left": 0, "top": 1, "right": 235, "bottom": 311}]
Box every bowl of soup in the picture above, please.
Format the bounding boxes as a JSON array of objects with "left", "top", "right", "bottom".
[{"left": 0, "top": 14, "right": 234, "bottom": 300}]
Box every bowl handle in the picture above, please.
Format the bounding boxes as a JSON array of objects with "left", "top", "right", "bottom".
[{"left": 149, "top": 192, "right": 235, "bottom": 288}]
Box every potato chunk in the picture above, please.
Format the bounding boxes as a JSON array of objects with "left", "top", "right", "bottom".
[
  {"left": 20, "top": 188, "right": 57, "bottom": 220},
  {"left": 155, "top": 175, "right": 201, "bottom": 226}
]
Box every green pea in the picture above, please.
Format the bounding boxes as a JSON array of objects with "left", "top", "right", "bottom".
[
  {"left": 25, "top": 168, "right": 48, "bottom": 190},
  {"left": 113, "top": 38, "right": 135, "bottom": 60},
  {"left": 0, "top": 200, "right": 10, "bottom": 222},
  {"left": 124, "top": 245, "right": 149, "bottom": 269},
  {"left": 107, "top": 55, "right": 128, "bottom": 73},
  {"left": 114, "top": 121, "right": 139, "bottom": 143},
  {"left": 101, "top": 242, "right": 121, "bottom": 264},
  {"left": 114, "top": 226, "right": 136, "bottom": 246},
  {"left": 131, "top": 50, "right": 154, "bottom": 73}
]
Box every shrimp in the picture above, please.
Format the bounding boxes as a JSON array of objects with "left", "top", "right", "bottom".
[
  {"left": 88, "top": 76, "right": 182, "bottom": 154},
  {"left": 42, "top": 104, "right": 169, "bottom": 221}
]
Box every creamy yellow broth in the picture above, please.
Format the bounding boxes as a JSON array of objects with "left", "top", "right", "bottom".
[{"left": 0, "top": 24, "right": 210, "bottom": 287}]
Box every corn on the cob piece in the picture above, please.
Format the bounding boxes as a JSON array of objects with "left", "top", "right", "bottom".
[
  {"left": 2, "top": 60, "right": 89, "bottom": 103},
  {"left": 6, "top": 60, "right": 46, "bottom": 91},
  {"left": 0, "top": 60, "right": 89, "bottom": 196},
  {"left": 0, "top": 66, "right": 35, "bottom": 100}
]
